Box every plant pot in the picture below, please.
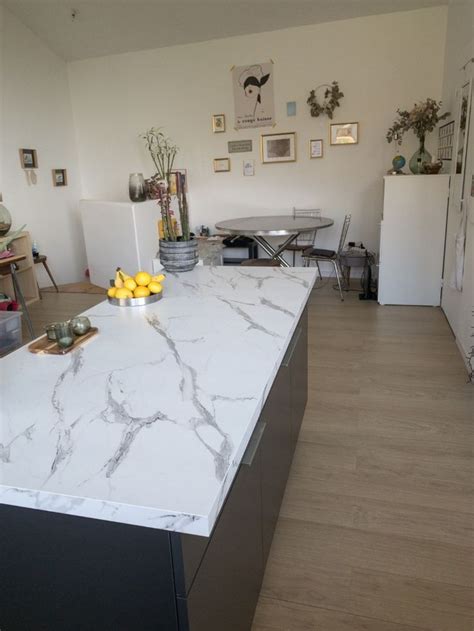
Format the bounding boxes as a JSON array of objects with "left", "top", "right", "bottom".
[{"left": 159, "top": 238, "right": 198, "bottom": 273}]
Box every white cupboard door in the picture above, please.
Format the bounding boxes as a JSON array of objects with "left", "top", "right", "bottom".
[{"left": 379, "top": 176, "right": 449, "bottom": 306}]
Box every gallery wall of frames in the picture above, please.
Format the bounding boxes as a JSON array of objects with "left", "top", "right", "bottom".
[{"left": 68, "top": 6, "right": 447, "bottom": 254}]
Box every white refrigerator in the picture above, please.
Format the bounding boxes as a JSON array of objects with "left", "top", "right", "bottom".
[
  {"left": 80, "top": 200, "right": 160, "bottom": 288},
  {"left": 378, "top": 175, "right": 450, "bottom": 306}
]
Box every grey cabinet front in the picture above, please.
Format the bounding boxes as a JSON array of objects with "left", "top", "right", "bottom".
[
  {"left": 289, "top": 308, "right": 308, "bottom": 446},
  {"left": 176, "top": 426, "right": 264, "bottom": 631},
  {"left": 0, "top": 505, "right": 178, "bottom": 631},
  {"left": 260, "top": 363, "right": 292, "bottom": 564}
]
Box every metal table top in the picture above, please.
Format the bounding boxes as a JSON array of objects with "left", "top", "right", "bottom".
[{"left": 215, "top": 215, "right": 334, "bottom": 237}]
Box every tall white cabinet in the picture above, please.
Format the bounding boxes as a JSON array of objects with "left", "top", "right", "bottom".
[
  {"left": 378, "top": 175, "right": 450, "bottom": 306},
  {"left": 80, "top": 200, "right": 160, "bottom": 288}
]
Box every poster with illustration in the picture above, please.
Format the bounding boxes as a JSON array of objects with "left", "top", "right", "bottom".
[{"left": 232, "top": 62, "right": 275, "bottom": 129}]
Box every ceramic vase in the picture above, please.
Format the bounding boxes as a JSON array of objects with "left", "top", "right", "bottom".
[
  {"left": 129, "top": 173, "right": 147, "bottom": 202},
  {"left": 0, "top": 199, "right": 12, "bottom": 237},
  {"left": 159, "top": 238, "right": 198, "bottom": 273}
]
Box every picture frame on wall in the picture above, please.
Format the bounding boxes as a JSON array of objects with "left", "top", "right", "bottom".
[
  {"left": 52, "top": 169, "right": 68, "bottom": 187},
  {"left": 19, "top": 148, "right": 38, "bottom": 169},
  {"left": 261, "top": 132, "right": 296, "bottom": 164},
  {"left": 212, "top": 114, "right": 226, "bottom": 133},
  {"left": 214, "top": 158, "right": 230, "bottom": 172},
  {"left": 330, "top": 122, "right": 359, "bottom": 145},
  {"left": 437, "top": 120, "right": 455, "bottom": 161},
  {"left": 243, "top": 159, "right": 255, "bottom": 176},
  {"left": 309, "top": 139, "right": 323, "bottom": 159}
]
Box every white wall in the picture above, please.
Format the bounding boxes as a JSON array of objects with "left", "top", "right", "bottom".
[
  {"left": 441, "top": 0, "right": 474, "bottom": 112},
  {"left": 0, "top": 5, "right": 87, "bottom": 286},
  {"left": 0, "top": 5, "right": 4, "bottom": 195},
  {"left": 440, "top": 0, "right": 474, "bottom": 374},
  {"left": 68, "top": 7, "right": 447, "bottom": 256}
]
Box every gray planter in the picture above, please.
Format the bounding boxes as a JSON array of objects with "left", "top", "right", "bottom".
[{"left": 159, "top": 238, "right": 199, "bottom": 273}]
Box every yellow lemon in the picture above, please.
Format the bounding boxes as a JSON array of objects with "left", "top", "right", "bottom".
[
  {"left": 124, "top": 278, "right": 137, "bottom": 291},
  {"left": 107, "top": 287, "right": 117, "bottom": 298},
  {"left": 148, "top": 281, "right": 163, "bottom": 294},
  {"left": 151, "top": 274, "right": 166, "bottom": 283},
  {"left": 115, "top": 287, "right": 134, "bottom": 299},
  {"left": 135, "top": 271, "right": 152, "bottom": 287},
  {"left": 134, "top": 286, "right": 151, "bottom": 298}
]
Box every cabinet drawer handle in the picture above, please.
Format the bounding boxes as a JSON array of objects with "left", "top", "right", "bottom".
[
  {"left": 282, "top": 326, "right": 302, "bottom": 368},
  {"left": 241, "top": 422, "right": 266, "bottom": 467}
]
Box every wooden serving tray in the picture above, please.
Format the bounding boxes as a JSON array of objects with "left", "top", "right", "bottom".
[{"left": 28, "top": 327, "right": 98, "bottom": 355}]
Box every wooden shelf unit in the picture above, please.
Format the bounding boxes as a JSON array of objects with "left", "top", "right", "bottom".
[{"left": 0, "top": 231, "right": 40, "bottom": 306}]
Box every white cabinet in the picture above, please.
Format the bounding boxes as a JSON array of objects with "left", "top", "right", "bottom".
[
  {"left": 378, "top": 175, "right": 450, "bottom": 306},
  {"left": 80, "top": 200, "right": 160, "bottom": 288}
]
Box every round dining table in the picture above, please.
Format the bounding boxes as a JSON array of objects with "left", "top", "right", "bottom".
[{"left": 215, "top": 215, "right": 334, "bottom": 267}]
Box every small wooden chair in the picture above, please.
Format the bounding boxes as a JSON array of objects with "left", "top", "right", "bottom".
[{"left": 34, "top": 254, "right": 59, "bottom": 294}]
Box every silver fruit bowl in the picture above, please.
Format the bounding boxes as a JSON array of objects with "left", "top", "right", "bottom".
[{"left": 108, "top": 292, "right": 163, "bottom": 307}]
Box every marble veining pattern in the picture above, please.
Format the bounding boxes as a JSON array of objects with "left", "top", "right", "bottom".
[{"left": 0, "top": 267, "right": 316, "bottom": 535}]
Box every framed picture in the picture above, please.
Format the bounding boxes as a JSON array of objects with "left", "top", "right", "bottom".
[
  {"left": 330, "top": 122, "right": 359, "bottom": 145},
  {"left": 212, "top": 114, "right": 226, "bottom": 133},
  {"left": 286, "top": 101, "right": 296, "bottom": 117},
  {"left": 437, "top": 120, "right": 454, "bottom": 161},
  {"left": 309, "top": 139, "right": 323, "bottom": 159},
  {"left": 261, "top": 132, "right": 296, "bottom": 164},
  {"left": 19, "top": 148, "right": 38, "bottom": 169},
  {"left": 243, "top": 159, "right": 255, "bottom": 176},
  {"left": 214, "top": 158, "right": 230, "bottom": 172},
  {"left": 52, "top": 169, "right": 67, "bottom": 187}
]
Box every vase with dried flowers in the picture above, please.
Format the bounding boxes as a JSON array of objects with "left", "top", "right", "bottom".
[
  {"left": 141, "top": 127, "right": 197, "bottom": 272},
  {"left": 386, "top": 98, "right": 450, "bottom": 174}
]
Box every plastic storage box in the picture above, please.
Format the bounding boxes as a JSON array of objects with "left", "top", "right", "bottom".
[{"left": 0, "top": 311, "right": 22, "bottom": 356}]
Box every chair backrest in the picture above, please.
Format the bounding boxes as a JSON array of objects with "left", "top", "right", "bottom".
[
  {"left": 293, "top": 207, "right": 322, "bottom": 245},
  {"left": 337, "top": 214, "right": 352, "bottom": 255}
]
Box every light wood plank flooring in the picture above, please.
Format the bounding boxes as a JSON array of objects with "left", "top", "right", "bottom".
[
  {"left": 253, "top": 281, "right": 473, "bottom": 631},
  {"left": 20, "top": 280, "right": 474, "bottom": 630},
  {"left": 20, "top": 287, "right": 104, "bottom": 343}
]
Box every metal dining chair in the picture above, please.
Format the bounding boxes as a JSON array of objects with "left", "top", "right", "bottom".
[
  {"left": 283, "top": 207, "right": 322, "bottom": 266},
  {"left": 302, "top": 214, "right": 351, "bottom": 301}
]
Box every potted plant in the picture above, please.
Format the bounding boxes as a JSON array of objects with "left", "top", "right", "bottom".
[
  {"left": 386, "top": 98, "right": 449, "bottom": 174},
  {"left": 141, "top": 127, "right": 198, "bottom": 272}
]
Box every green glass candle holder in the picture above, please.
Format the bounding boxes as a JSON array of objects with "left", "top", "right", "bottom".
[{"left": 55, "top": 321, "right": 74, "bottom": 349}]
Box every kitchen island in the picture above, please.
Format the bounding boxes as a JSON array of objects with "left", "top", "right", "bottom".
[{"left": 0, "top": 266, "right": 316, "bottom": 631}]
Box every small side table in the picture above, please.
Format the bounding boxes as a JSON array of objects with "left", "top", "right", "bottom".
[
  {"left": 0, "top": 255, "right": 35, "bottom": 338},
  {"left": 34, "top": 254, "right": 59, "bottom": 294}
]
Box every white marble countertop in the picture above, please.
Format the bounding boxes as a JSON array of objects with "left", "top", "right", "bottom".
[{"left": 0, "top": 267, "right": 316, "bottom": 536}]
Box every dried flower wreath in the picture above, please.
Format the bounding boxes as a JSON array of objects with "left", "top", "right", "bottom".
[{"left": 307, "top": 81, "right": 344, "bottom": 119}]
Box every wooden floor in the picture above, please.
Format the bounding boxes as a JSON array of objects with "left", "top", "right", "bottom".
[
  {"left": 21, "top": 288, "right": 104, "bottom": 343},
  {"left": 20, "top": 280, "right": 474, "bottom": 630},
  {"left": 253, "top": 281, "right": 474, "bottom": 631}
]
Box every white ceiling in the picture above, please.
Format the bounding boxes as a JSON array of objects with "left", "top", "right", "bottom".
[{"left": 4, "top": 0, "right": 447, "bottom": 62}]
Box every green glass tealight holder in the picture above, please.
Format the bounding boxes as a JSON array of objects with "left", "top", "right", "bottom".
[
  {"left": 55, "top": 321, "right": 74, "bottom": 349},
  {"left": 45, "top": 323, "right": 59, "bottom": 341},
  {"left": 71, "top": 316, "right": 91, "bottom": 336}
]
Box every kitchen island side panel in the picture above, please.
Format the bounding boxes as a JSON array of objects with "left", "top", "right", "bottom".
[{"left": 0, "top": 505, "right": 178, "bottom": 631}]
